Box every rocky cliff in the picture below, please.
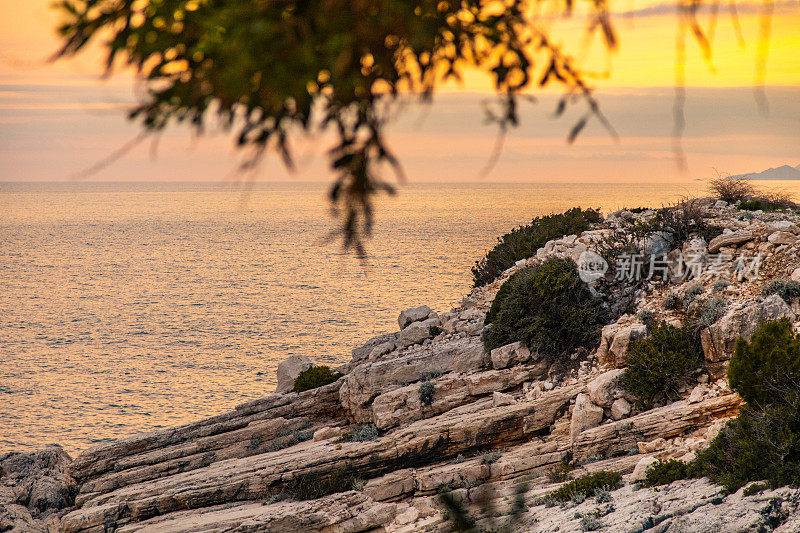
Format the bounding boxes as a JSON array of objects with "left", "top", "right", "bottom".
[{"left": 4, "top": 198, "right": 800, "bottom": 532}]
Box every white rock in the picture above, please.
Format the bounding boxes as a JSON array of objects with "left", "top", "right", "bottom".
[
  {"left": 768, "top": 230, "right": 797, "bottom": 245},
  {"left": 713, "top": 200, "right": 728, "bottom": 208},
  {"left": 611, "top": 398, "right": 631, "bottom": 420},
  {"left": 688, "top": 384, "right": 706, "bottom": 404},
  {"left": 398, "top": 305, "right": 432, "bottom": 329},
  {"left": 492, "top": 391, "right": 516, "bottom": 407},
  {"left": 313, "top": 427, "right": 342, "bottom": 442},
  {"left": 570, "top": 393, "right": 604, "bottom": 440},
  {"left": 792, "top": 268, "right": 800, "bottom": 283},
  {"left": 490, "top": 341, "right": 532, "bottom": 370},
  {"left": 587, "top": 369, "right": 626, "bottom": 407},
  {"left": 630, "top": 456, "right": 659, "bottom": 482},
  {"left": 275, "top": 354, "right": 313, "bottom": 393}
]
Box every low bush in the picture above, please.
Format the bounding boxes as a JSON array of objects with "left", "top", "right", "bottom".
[
  {"left": 691, "top": 320, "right": 800, "bottom": 493},
  {"left": 742, "top": 483, "right": 768, "bottom": 497},
  {"left": 418, "top": 380, "right": 435, "bottom": 406},
  {"left": 472, "top": 207, "right": 601, "bottom": 287},
  {"left": 709, "top": 178, "right": 755, "bottom": 203},
  {"left": 693, "top": 296, "right": 727, "bottom": 332},
  {"left": 548, "top": 461, "right": 574, "bottom": 483},
  {"left": 664, "top": 293, "right": 680, "bottom": 310},
  {"left": 293, "top": 365, "right": 343, "bottom": 392},
  {"left": 727, "top": 318, "right": 800, "bottom": 408},
  {"left": 483, "top": 258, "right": 606, "bottom": 358},
  {"left": 682, "top": 284, "right": 705, "bottom": 309},
  {"left": 643, "top": 459, "right": 693, "bottom": 487},
  {"left": 345, "top": 424, "right": 380, "bottom": 442},
  {"left": 429, "top": 324, "right": 443, "bottom": 337},
  {"left": 268, "top": 429, "right": 313, "bottom": 452},
  {"left": 288, "top": 468, "right": 359, "bottom": 500},
  {"left": 657, "top": 200, "right": 708, "bottom": 249},
  {"left": 692, "top": 393, "right": 800, "bottom": 493},
  {"left": 621, "top": 323, "right": 703, "bottom": 409},
  {"left": 550, "top": 471, "right": 622, "bottom": 502},
  {"left": 480, "top": 452, "right": 502, "bottom": 464},
  {"left": 762, "top": 279, "right": 800, "bottom": 304},
  {"left": 712, "top": 280, "right": 729, "bottom": 293}
]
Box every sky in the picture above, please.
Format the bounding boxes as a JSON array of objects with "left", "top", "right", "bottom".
[{"left": 0, "top": 0, "right": 798, "bottom": 183}]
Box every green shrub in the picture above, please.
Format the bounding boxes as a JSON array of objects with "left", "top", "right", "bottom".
[
  {"left": 682, "top": 284, "right": 705, "bottom": 309},
  {"left": 550, "top": 471, "right": 622, "bottom": 502},
  {"left": 621, "top": 323, "right": 703, "bottom": 409},
  {"left": 580, "top": 517, "right": 605, "bottom": 531},
  {"left": 728, "top": 318, "right": 800, "bottom": 408},
  {"left": 293, "top": 365, "right": 343, "bottom": 392},
  {"left": 345, "top": 424, "right": 380, "bottom": 442},
  {"left": 418, "top": 380, "right": 435, "bottom": 406},
  {"left": 762, "top": 279, "right": 800, "bottom": 303},
  {"left": 664, "top": 293, "right": 680, "bottom": 310},
  {"left": 480, "top": 452, "right": 502, "bottom": 464},
  {"left": 289, "top": 468, "right": 359, "bottom": 500},
  {"left": 483, "top": 258, "right": 606, "bottom": 357},
  {"left": 693, "top": 296, "right": 727, "bottom": 332},
  {"left": 742, "top": 483, "right": 768, "bottom": 497},
  {"left": 472, "top": 208, "right": 601, "bottom": 287},
  {"left": 739, "top": 199, "right": 781, "bottom": 211},
  {"left": 643, "top": 459, "right": 693, "bottom": 487},
  {"left": 548, "top": 462, "right": 575, "bottom": 483},
  {"left": 692, "top": 393, "right": 800, "bottom": 493},
  {"left": 712, "top": 280, "right": 729, "bottom": 293},
  {"left": 429, "top": 324, "right": 443, "bottom": 337}
]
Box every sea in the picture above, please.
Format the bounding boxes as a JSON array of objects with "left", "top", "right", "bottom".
[{"left": 2, "top": 180, "right": 793, "bottom": 455}]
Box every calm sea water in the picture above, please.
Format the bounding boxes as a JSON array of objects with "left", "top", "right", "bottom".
[{"left": 0, "top": 180, "right": 753, "bottom": 455}]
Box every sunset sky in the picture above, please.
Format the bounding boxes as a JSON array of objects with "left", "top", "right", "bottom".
[{"left": 0, "top": 0, "right": 798, "bottom": 183}]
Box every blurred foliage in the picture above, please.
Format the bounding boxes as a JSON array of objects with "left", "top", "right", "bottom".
[
  {"left": 54, "top": 0, "right": 620, "bottom": 253},
  {"left": 472, "top": 207, "right": 601, "bottom": 287}
]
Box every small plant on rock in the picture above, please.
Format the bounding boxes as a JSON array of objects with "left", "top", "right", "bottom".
[
  {"left": 664, "top": 292, "right": 680, "bottom": 310},
  {"left": 712, "top": 280, "right": 729, "bottom": 293},
  {"left": 481, "top": 452, "right": 503, "bottom": 464},
  {"left": 643, "top": 459, "right": 692, "bottom": 487},
  {"left": 550, "top": 471, "right": 622, "bottom": 502},
  {"left": 483, "top": 258, "right": 606, "bottom": 359},
  {"left": 293, "top": 365, "right": 343, "bottom": 392},
  {"left": 682, "top": 284, "right": 705, "bottom": 309},
  {"left": 621, "top": 322, "right": 703, "bottom": 409},
  {"left": 709, "top": 178, "right": 755, "bottom": 203},
  {"left": 418, "top": 380, "right": 435, "bottom": 406},
  {"left": 345, "top": 424, "right": 380, "bottom": 442},
  {"left": 762, "top": 279, "right": 800, "bottom": 304},
  {"left": 693, "top": 296, "right": 727, "bottom": 333}
]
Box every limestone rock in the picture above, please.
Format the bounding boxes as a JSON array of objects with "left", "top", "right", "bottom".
[
  {"left": 605, "top": 324, "right": 647, "bottom": 368},
  {"left": 396, "top": 317, "right": 441, "bottom": 350},
  {"left": 570, "top": 393, "right": 604, "bottom": 441},
  {"left": 398, "top": 305, "right": 432, "bottom": 330},
  {"left": 708, "top": 229, "right": 755, "bottom": 253},
  {"left": 492, "top": 392, "right": 516, "bottom": 407},
  {"left": 490, "top": 341, "right": 532, "bottom": 370},
  {"left": 630, "top": 455, "right": 659, "bottom": 482},
  {"left": 701, "top": 294, "right": 794, "bottom": 362},
  {"left": 276, "top": 354, "right": 313, "bottom": 393},
  {"left": 312, "top": 426, "right": 342, "bottom": 441},
  {"left": 611, "top": 398, "right": 631, "bottom": 420},
  {"left": 587, "top": 369, "right": 626, "bottom": 407},
  {"left": 792, "top": 267, "right": 800, "bottom": 283},
  {"left": 768, "top": 230, "right": 797, "bottom": 245}
]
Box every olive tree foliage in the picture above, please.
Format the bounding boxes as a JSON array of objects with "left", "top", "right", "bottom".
[{"left": 54, "top": 0, "right": 732, "bottom": 253}]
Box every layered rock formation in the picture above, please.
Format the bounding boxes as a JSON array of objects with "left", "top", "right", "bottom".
[{"left": 5, "top": 199, "right": 800, "bottom": 532}]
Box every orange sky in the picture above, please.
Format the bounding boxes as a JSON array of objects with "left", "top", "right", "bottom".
[{"left": 0, "top": 0, "right": 798, "bottom": 182}]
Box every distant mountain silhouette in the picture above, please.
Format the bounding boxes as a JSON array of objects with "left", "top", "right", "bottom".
[{"left": 729, "top": 164, "right": 800, "bottom": 180}]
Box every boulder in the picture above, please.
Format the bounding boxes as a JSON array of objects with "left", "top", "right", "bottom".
[
  {"left": 398, "top": 305, "right": 432, "bottom": 330},
  {"left": 769, "top": 220, "right": 800, "bottom": 234},
  {"left": 490, "top": 341, "right": 532, "bottom": 370},
  {"left": 492, "top": 392, "right": 516, "bottom": 407},
  {"left": 792, "top": 267, "right": 800, "bottom": 283},
  {"left": 604, "top": 324, "right": 647, "bottom": 368},
  {"left": 708, "top": 230, "right": 755, "bottom": 253},
  {"left": 396, "top": 317, "right": 440, "bottom": 350},
  {"left": 275, "top": 354, "right": 313, "bottom": 393},
  {"left": 587, "top": 369, "right": 626, "bottom": 407},
  {"left": 570, "top": 393, "right": 604, "bottom": 441},
  {"left": 611, "top": 398, "right": 631, "bottom": 420},
  {"left": 630, "top": 456, "right": 659, "bottom": 482},
  {"left": 700, "top": 294, "right": 795, "bottom": 362},
  {"left": 768, "top": 230, "right": 797, "bottom": 245}
]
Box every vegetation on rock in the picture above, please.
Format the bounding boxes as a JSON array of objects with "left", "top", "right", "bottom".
[
  {"left": 293, "top": 365, "right": 343, "bottom": 392},
  {"left": 643, "top": 459, "right": 692, "bottom": 487},
  {"left": 621, "top": 322, "right": 703, "bottom": 409},
  {"left": 483, "top": 258, "right": 605, "bottom": 358},
  {"left": 550, "top": 471, "right": 622, "bottom": 502},
  {"left": 472, "top": 208, "right": 601, "bottom": 287},
  {"left": 762, "top": 279, "right": 800, "bottom": 304},
  {"left": 418, "top": 380, "right": 435, "bottom": 406},
  {"left": 345, "top": 424, "right": 380, "bottom": 442},
  {"left": 727, "top": 318, "right": 800, "bottom": 408}
]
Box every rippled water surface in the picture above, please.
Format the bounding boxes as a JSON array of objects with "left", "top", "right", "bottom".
[{"left": 0, "top": 180, "right": 728, "bottom": 454}]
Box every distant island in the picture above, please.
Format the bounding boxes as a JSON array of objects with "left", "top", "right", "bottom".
[{"left": 729, "top": 163, "right": 800, "bottom": 180}]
